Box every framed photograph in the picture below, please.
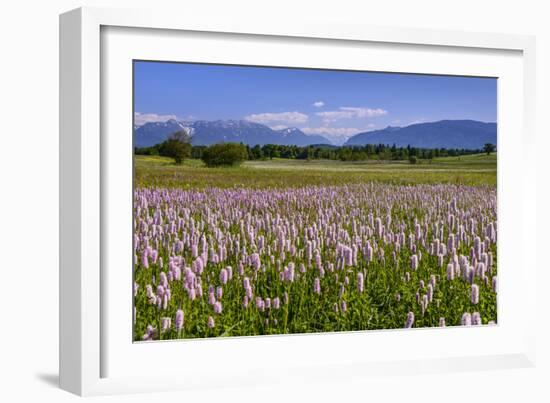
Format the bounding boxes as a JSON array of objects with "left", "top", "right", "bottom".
[{"left": 60, "top": 6, "right": 537, "bottom": 396}]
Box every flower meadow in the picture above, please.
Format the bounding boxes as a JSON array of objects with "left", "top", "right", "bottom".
[{"left": 133, "top": 182, "right": 497, "bottom": 341}]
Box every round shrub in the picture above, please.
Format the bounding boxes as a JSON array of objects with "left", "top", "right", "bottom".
[{"left": 201, "top": 143, "right": 248, "bottom": 167}]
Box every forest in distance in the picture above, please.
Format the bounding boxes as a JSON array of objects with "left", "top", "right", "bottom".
[{"left": 135, "top": 136, "right": 496, "bottom": 163}]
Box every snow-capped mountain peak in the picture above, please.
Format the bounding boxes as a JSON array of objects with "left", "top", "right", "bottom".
[{"left": 134, "top": 119, "right": 332, "bottom": 147}]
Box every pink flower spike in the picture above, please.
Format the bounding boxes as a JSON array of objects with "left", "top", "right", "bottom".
[
  {"left": 461, "top": 312, "right": 472, "bottom": 326},
  {"left": 357, "top": 272, "right": 364, "bottom": 293},
  {"left": 161, "top": 317, "right": 171, "bottom": 332},
  {"left": 313, "top": 277, "right": 321, "bottom": 295},
  {"left": 175, "top": 309, "right": 184, "bottom": 331},
  {"left": 471, "top": 284, "right": 479, "bottom": 305},
  {"left": 405, "top": 312, "right": 415, "bottom": 328}
]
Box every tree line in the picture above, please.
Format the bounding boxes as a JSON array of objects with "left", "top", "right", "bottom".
[
  {"left": 135, "top": 130, "right": 495, "bottom": 166},
  {"left": 241, "top": 143, "right": 490, "bottom": 161}
]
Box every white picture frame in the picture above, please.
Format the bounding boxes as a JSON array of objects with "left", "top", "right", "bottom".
[{"left": 60, "top": 6, "right": 537, "bottom": 396}]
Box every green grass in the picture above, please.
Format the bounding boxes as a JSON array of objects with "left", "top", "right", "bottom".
[{"left": 135, "top": 154, "right": 497, "bottom": 189}]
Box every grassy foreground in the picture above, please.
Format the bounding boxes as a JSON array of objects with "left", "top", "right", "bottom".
[{"left": 135, "top": 153, "right": 497, "bottom": 189}]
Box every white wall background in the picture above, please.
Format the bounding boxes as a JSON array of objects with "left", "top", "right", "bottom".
[{"left": 0, "top": 0, "right": 548, "bottom": 401}]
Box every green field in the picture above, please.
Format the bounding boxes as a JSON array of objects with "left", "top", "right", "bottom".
[{"left": 135, "top": 153, "right": 496, "bottom": 189}]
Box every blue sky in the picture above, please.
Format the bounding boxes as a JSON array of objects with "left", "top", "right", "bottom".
[{"left": 134, "top": 61, "right": 497, "bottom": 145}]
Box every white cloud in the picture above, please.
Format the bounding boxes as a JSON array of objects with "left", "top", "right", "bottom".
[
  {"left": 313, "top": 101, "right": 325, "bottom": 108},
  {"left": 134, "top": 112, "right": 179, "bottom": 126},
  {"left": 244, "top": 111, "right": 309, "bottom": 125},
  {"left": 316, "top": 107, "right": 387, "bottom": 124},
  {"left": 301, "top": 126, "right": 362, "bottom": 145},
  {"left": 340, "top": 107, "right": 387, "bottom": 118}
]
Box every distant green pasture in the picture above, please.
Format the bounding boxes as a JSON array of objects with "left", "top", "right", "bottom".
[{"left": 134, "top": 154, "right": 497, "bottom": 189}]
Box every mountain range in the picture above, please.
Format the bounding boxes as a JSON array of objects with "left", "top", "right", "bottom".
[
  {"left": 344, "top": 120, "right": 497, "bottom": 149},
  {"left": 134, "top": 119, "right": 331, "bottom": 147},
  {"left": 134, "top": 118, "right": 497, "bottom": 149}
]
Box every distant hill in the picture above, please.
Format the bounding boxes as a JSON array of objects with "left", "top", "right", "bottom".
[
  {"left": 344, "top": 120, "right": 497, "bottom": 149},
  {"left": 134, "top": 119, "right": 332, "bottom": 147}
]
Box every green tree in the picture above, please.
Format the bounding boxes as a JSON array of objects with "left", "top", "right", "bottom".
[
  {"left": 339, "top": 147, "right": 353, "bottom": 161},
  {"left": 251, "top": 144, "right": 264, "bottom": 160},
  {"left": 262, "top": 144, "right": 280, "bottom": 159},
  {"left": 159, "top": 130, "right": 192, "bottom": 164},
  {"left": 483, "top": 143, "right": 496, "bottom": 155},
  {"left": 191, "top": 145, "right": 207, "bottom": 159},
  {"left": 201, "top": 143, "right": 248, "bottom": 167}
]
